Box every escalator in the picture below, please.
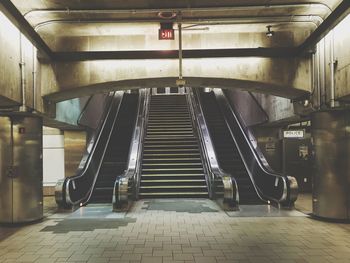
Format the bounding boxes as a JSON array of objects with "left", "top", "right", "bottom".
[
  {"left": 138, "top": 95, "right": 209, "bottom": 198},
  {"left": 89, "top": 93, "right": 138, "bottom": 203},
  {"left": 199, "top": 91, "right": 263, "bottom": 204},
  {"left": 56, "top": 91, "right": 139, "bottom": 206}
]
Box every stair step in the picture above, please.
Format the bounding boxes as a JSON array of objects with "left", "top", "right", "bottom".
[
  {"left": 144, "top": 144, "right": 197, "bottom": 148},
  {"left": 142, "top": 168, "right": 204, "bottom": 172},
  {"left": 140, "top": 185, "right": 207, "bottom": 189},
  {"left": 142, "top": 163, "right": 203, "bottom": 167},
  {"left": 147, "top": 128, "right": 193, "bottom": 131},
  {"left": 142, "top": 173, "right": 205, "bottom": 177},
  {"left": 148, "top": 125, "right": 193, "bottom": 128},
  {"left": 143, "top": 153, "right": 200, "bottom": 156},
  {"left": 141, "top": 179, "right": 206, "bottom": 183},
  {"left": 143, "top": 158, "right": 201, "bottom": 161},
  {"left": 143, "top": 149, "right": 199, "bottom": 152},
  {"left": 145, "top": 138, "right": 197, "bottom": 142},
  {"left": 139, "top": 192, "right": 208, "bottom": 196},
  {"left": 146, "top": 136, "right": 195, "bottom": 139},
  {"left": 147, "top": 131, "right": 194, "bottom": 134}
]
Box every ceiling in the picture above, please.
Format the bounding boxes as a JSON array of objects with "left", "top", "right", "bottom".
[{"left": 2, "top": 0, "right": 347, "bottom": 57}]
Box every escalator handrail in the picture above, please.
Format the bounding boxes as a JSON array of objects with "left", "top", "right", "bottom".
[
  {"left": 187, "top": 87, "right": 238, "bottom": 205},
  {"left": 64, "top": 91, "right": 125, "bottom": 205},
  {"left": 113, "top": 89, "right": 150, "bottom": 208},
  {"left": 214, "top": 89, "right": 297, "bottom": 203}
]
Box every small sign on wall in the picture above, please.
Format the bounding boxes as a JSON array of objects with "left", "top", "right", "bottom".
[
  {"left": 265, "top": 142, "right": 276, "bottom": 154},
  {"left": 18, "top": 127, "right": 26, "bottom": 134},
  {"left": 283, "top": 130, "right": 304, "bottom": 138}
]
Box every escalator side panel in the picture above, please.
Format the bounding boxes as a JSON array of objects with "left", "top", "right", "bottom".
[
  {"left": 199, "top": 91, "right": 263, "bottom": 204},
  {"left": 88, "top": 94, "right": 139, "bottom": 203}
]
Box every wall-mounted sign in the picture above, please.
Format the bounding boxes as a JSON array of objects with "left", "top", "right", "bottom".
[
  {"left": 265, "top": 142, "right": 276, "bottom": 154},
  {"left": 159, "top": 29, "right": 174, "bottom": 40},
  {"left": 283, "top": 130, "right": 304, "bottom": 138},
  {"left": 159, "top": 22, "right": 174, "bottom": 40},
  {"left": 18, "top": 127, "right": 26, "bottom": 134}
]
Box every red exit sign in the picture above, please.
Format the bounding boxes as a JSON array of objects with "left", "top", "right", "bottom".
[{"left": 159, "top": 29, "right": 174, "bottom": 40}]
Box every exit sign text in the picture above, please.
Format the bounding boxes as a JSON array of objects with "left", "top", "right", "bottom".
[{"left": 159, "top": 29, "right": 174, "bottom": 40}]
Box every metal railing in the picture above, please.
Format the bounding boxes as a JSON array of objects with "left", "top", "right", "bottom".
[
  {"left": 214, "top": 89, "right": 298, "bottom": 205},
  {"left": 186, "top": 87, "right": 238, "bottom": 207},
  {"left": 112, "top": 88, "right": 151, "bottom": 210}
]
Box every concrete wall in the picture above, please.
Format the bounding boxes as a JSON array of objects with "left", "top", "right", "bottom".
[
  {"left": 313, "top": 14, "right": 350, "bottom": 105},
  {"left": 44, "top": 29, "right": 311, "bottom": 52},
  {"left": 43, "top": 127, "right": 65, "bottom": 195},
  {"left": 64, "top": 130, "right": 87, "bottom": 178},
  {"left": 0, "top": 12, "right": 36, "bottom": 109},
  {"left": 253, "top": 93, "right": 295, "bottom": 123},
  {"left": 225, "top": 89, "right": 268, "bottom": 126},
  {"left": 41, "top": 57, "right": 311, "bottom": 102}
]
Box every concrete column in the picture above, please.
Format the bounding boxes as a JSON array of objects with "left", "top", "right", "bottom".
[
  {"left": 311, "top": 110, "right": 350, "bottom": 220},
  {"left": 0, "top": 113, "right": 43, "bottom": 223}
]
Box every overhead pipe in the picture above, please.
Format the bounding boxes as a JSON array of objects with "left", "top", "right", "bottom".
[
  {"left": 33, "top": 15, "right": 324, "bottom": 32},
  {"left": 19, "top": 33, "right": 27, "bottom": 112},
  {"left": 178, "top": 20, "right": 183, "bottom": 80},
  {"left": 32, "top": 48, "right": 37, "bottom": 110},
  {"left": 329, "top": 29, "right": 336, "bottom": 108},
  {"left": 24, "top": 3, "right": 332, "bottom": 17}
]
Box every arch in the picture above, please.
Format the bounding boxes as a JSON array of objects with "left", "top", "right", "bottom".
[{"left": 44, "top": 77, "right": 309, "bottom": 102}]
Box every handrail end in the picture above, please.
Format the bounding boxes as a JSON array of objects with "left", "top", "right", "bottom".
[
  {"left": 280, "top": 176, "right": 299, "bottom": 207},
  {"left": 221, "top": 175, "right": 239, "bottom": 209},
  {"left": 55, "top": 178, "right": 72, "bottom": 209},
  {"left": 113, "top": 175, "right": 130, "bottom": 212}
]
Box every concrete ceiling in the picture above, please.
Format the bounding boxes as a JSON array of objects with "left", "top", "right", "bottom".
[{"left": 7, "top": 0, "right": 344, "bottom": 51}]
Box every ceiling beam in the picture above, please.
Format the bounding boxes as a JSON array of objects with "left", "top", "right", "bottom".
[
  {"left": 0, "top": 0, "right": 53, "bottom": 59},
  {"left": 297, "top": 0, "right": 350, "bottom": 54},
  {"left": 53, "top": 48, "right": 300, "bottom": 61}
]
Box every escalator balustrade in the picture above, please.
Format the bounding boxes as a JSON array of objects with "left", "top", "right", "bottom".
[
  {"left": 89, "top": 93, "right": 138, "bottom": 203},
  {"left": 199, "top": 91, "right": 263, "bottom": 204}
]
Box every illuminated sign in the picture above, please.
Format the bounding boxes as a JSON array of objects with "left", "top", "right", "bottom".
[
  {"left": 159, "top": 29, "right": 174, "bottom": 40},
  {"left": 283, "top": 130, "right": 304, "bottom": 138},
  {"left": 159, "top": 22, "right": 174, "bottom": 40}
]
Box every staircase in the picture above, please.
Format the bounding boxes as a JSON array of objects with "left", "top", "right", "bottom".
[
  {"left": 89, "top": 93, "right": 138, "bottom": 203},
  {"left": 199, "top": 91, "right": 263, "bottom": 204},
  {"left": 139, "top": 95, "right": 209, "bottom": 198}
]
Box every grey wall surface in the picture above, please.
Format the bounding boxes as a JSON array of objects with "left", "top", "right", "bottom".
[{"left": 0, "top": 13, "right": 36, "bottom": 109}]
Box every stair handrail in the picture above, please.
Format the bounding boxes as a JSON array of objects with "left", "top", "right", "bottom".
[
  {"left": 113, "top": 88, "right": 150, "bottom": 210},
  {"left": 55, "top": 91, "right": 125, "bottom": 207},
  {"left": 214, "top": 89, "right": 298, "bottom": 205},
  {"left": 186, "top": 87, "right": 238, "bottom": 206}
]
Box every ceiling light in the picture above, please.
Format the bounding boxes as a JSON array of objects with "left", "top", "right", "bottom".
[
  {"left": 266, "top": 25, "right": 274, "bottom": 37},
  {"left": 158, "top": 11, "right": 177, "bottom": 19}
]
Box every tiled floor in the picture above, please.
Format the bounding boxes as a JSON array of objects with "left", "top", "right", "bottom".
[{"left": 1, "top": 197, "right": 349, "bottom": 263}]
